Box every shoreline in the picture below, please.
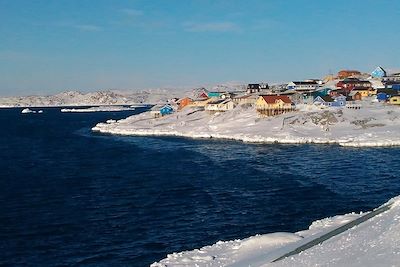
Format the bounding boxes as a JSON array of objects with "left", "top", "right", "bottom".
[
  {"left": 92, "top": 104, "right": 400, "bottom": 148},
  {"left": 92, "top": 125, "right": 400, "bottom": 148}
]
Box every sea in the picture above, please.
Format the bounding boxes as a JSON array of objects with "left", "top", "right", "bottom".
[{"left": 1, "top": 107, "right": 399, "bottom": 266}]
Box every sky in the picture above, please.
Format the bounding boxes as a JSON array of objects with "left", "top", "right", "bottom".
[{"left": 1, "top": 0, "right": 400, "bottom": 96}]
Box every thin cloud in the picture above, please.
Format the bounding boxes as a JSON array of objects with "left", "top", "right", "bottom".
[
  {"left": 120, "top": 8, "right": 143, "bottom": 16},
  {"left": 184, "top": 22, "right": 240, "bottom": 33}
]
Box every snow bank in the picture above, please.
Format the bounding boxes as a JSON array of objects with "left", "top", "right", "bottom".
[
  {"left": 60, "top": 106, "right": 135, "bottom": 113},
  {"left": 92, "top": 103, "right": 400, "bottom": 147},
  {"left": 151, "top": 196, "right": 400, "bottom": 267}
]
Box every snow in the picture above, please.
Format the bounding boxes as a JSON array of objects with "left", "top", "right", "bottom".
[
  {"left": 60, "top": 106, "right": 135, "bottom": 113},
  {"left": 92, "top": 101, "right": 400, "bottom": 147},
  {"left": 151, "top": 196, "right": 400, "bottom": 267}
]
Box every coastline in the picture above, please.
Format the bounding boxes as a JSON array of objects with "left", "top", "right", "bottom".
[
  {"left": 92, "top": 104, "right": 400, "bottom": 148},
  {"left": 151, "top": 196, "right": 400, "bottom": 267}
]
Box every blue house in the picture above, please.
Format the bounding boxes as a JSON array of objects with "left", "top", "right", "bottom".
[
  {"left": 312, "top": 88, "right": 331, "bottom": 98},
  {"left": 207, "top": 92, "right": 222, "bottom": 98},
  {"left": 392, "top": 84, "right": 400, "bottom": 91},
  {"left": 314, "top": 96, "right": 334, "bottom": 107},
  {"left": 314, "top": 95, "right": 346, "bottom": 107},
  {"left": 371, "top": 66, "right": 387, "bottom": 79},
  {"left": 151, "top": 104, "right": 175, "bottom": 118},
  {"left": 160, "top": 104, "right": 174, "bottom": 116},
  {"left": 331, "top": 95, "right": 346, "bottom": 107},
  {"left": 376, "top": 89, "right": 398, "bottom": 102}
]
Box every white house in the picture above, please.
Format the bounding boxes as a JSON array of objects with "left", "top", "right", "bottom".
[
  {"left": 205, "top": 99, "right": 235, "bottom": 112},
  {"left": 287, "top": 81, "right": 319, "bottom": 91}
]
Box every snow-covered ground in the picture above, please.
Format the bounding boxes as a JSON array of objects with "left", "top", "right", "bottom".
[
  {"left": 151, "top": 196, "right": 400, "bottom": 267},
  {"left": 60, "top": 106, "right": 135, "bottom": 112},
  {"left": 92, "top": 101, "right": 400, "bottom": 147}
]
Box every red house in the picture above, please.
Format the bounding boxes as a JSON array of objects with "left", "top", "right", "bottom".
[{"left": 336, "top": 79, "right": 372, "bottom": 93}]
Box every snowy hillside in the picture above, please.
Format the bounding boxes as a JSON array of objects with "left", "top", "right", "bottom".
[
  {"left": 92, "top": 102, "right": 400, "bottom": 147},
  {"left": 151, "top": 196, "right": 400, "bottom": 267},
  {"left": 0, "top": 89, "right": 187, "bottom": 108},
  {"left": 0, "top": 82, "right": 250, "bottom": 108}
]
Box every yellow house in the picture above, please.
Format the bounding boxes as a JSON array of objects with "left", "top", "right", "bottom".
[
  {"left": 255, "top": 95, "right": 293, "bottom": 110},
  {"left": 255, "top": 95, "right": 294, "bottom": 116},
  {"left": 351, "top": 88, "right": 377, "bottom": 98},
  {"left": 389, "top": 96, "right": 400, "bottom": 105},
  {"left": 189, "top": 98, "right": 214, "bottom": 107}
]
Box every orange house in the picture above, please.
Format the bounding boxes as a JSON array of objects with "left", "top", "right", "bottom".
[
  {"left": 178, "top": 97, "right": 193, "bottom": 110},
  {"left": 337, "top": 70, "right": 361, "bottom": 79}
]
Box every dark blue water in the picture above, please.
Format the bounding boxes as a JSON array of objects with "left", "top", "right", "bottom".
[{"left": 1, "top": 107, "right": 400, "bottom": 266}]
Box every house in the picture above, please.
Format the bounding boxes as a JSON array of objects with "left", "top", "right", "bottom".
[
  {"left": 314, "top": 96, "right": 334, "bottom": 107},
  {"left": 313, "top": 95, "right": 346, "bottom": 107},
  {"left": 150, "top": 104, "right": 174, "bottom": 118},
  {"left": 286, "top": 81, "right": 319, "bottom": 91},
  {"left": 255, "top": 95, "right": 294, "bottom": 116},
  {"left": 389, "top": 96, "right": 400, "bottom": 105},
  {"left": 177, "top": 97, "right": 193, "bottom": 110},
  {"left": 349, "top": 91, "right": 362, "bottom": 101},
  {"left": 376, "top": 89, "right": 399, "bottom": 102},
  {"left": 312, "top": 88, "right": 331, "bottom": 98},
  {"left": 205, "top": 99, "right": 235, "bottom": 112},
  {"left": 392, "top": 84, "right": 400, "bottom": 91},
  {"left": 246, "top": 83, "right": 269, "bottom": 94},
  {"left": 282, "top": 91, "right": 313, "bottom": 105},
  {"left": 383, "top": 72, "right": 400, "bottom": 83},
  {"left": 193, "top": 88, "right": 209, "bottom": 100},
  {"left": 371, "top": 66, "right": 387, "bottom": 79},
  {"left": 337, "top": 70, "right": 361, "bottom": 79},
  {"left": 189, "top": 98, "right": 214, "bottom": 108},
  {"left": 350, "top": 87, "right": 377, "bottom": 98},
  {"left": 232, "top": 94, "right": 258, "bottom": 106},
  {"left": 336, "top": 79, "right": 372, "bottom": 93}
]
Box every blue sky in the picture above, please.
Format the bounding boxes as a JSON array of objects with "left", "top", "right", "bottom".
[{"left": 1, "top": 0, "right": 400, "bottom": 96}]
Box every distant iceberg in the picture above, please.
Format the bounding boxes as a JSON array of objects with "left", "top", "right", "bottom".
[{"left": 21, "top": 108, "right": 42, "bottom": 114}]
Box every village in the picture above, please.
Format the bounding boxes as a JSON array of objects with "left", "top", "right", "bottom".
[{"left": 149, "top": 66, "right": 400, "bottom": 118}]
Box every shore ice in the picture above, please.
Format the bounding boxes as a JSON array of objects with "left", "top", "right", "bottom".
[
  {"left": 92, "top": 102, "right": 400, "bottom": 147},
  {"left": 151, "top": 196, "right": 400, "bottom": 267}
]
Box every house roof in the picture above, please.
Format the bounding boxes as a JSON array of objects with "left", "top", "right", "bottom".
[
  {"left": 338, "top": 70, "right": 361, "bottom": 74},
  {"left": 318, "top": 96, "right": 334, "bottom": 102},
  {"left": 261, "top": 95, "right": 292, "bottom": 104},
  {"left": 377, "top": 89, "right": 399, "bottom": 95},
  {"left": 373, "top": 66, "right": 386, "bottom": 73},
  {"left": 208, "top": 99, "right": 225, "bottom": 105},
  {"left": 341, "top": 79, "right": 371, "bottom": 84}
]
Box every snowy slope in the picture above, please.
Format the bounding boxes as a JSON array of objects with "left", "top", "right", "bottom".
[
  {"left": 151, "top": 196, "right": 400, "bottom": 267},
  {"left": 0, "top": 89, "right": 187, "bottom": 107},
  {"left": 92, "top": 102, "right": 400, "bottom": 147}
]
